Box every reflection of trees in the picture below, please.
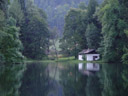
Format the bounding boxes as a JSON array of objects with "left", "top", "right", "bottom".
[
  {"left": 60, "top": 64, "right": 87, "bottom": 96},
  {"left": 20, "top": 63, "right": 49, "bottom": 96},
  {"left": 0, "top": 64, "right": 26, "bottom": 96},
  {"left": 99, "top": 63, "right": 123, "bottom": 96},
  {"left": 121, "top": 64, "right": 128, "bottom": 96},
  {"left": 86, "top": 75, "right": 101, "bottom": 96}
]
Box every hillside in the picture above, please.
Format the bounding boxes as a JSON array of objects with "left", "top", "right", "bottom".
[{"left": 34, "top": 0, "right": 103, "bottom": 36}]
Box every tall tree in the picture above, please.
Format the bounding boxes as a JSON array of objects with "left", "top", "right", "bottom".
[
  {"left": 86, "top": 23, "right": 101, "bottom": 49},
  {"left": 60, "top": 8, "right": 87, "bottom": 58},
  {"left": 86, "top": 0, "right": 98, "bottom": 23},
  {"left": 0, "top": 0, "right": 23, "bottom": 64},
  {"left": 19, "top": 0, "right": 49, "bottom": 60},
  {"left": 0, "top": 17, "right": 23, "bottom": 64},
  {"left": 0, "top": 0, "right": 8, "bottom": 18},
  {"left": 34, "top": 0, "right": 104, "bottom": 37},
  {"left": 85, "top": 0, "right": 101, "bottom": 49},
  {"left": 98, "top": 0, "right": 128, "bottom": 62},
  {"left": 9, "top": 0, "right": 24, "bottom": 26}
]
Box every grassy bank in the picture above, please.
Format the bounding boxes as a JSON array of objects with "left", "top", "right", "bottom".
[{"left": 25, "top": 56, "right": 103, "bottom": 64}]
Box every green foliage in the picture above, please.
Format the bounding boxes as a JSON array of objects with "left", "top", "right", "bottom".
[
  {"left": 85, "top": 0, "right": 101, "bottom": 50},
  {"left": 122, "top": 48, "right": 128, "bottom": 64},
  {"left": 122, "top": 53, "right": 128, "bottom": 64},
  {"left": 124, "top": 29, "right": 128, "bottom": 37},
  {"left": 79, "top": 2, "right": 87, "bottom": 10},
  {"left": 0, "top": 9, "right": 5, "bottom": 28},
  {"left": 61, "top": 0, "right": 101, "bottom": 57},
  {"left": 0, "top": 0, "right": 23, "bottom": 64},
  {"left": 0, "top": 17, "right": 24, "bottom": 64},
  {"left": 86, "top": 0, "right": 98, "bottom": 21},
  {"left": 34, "top": 0, "right": 104, "bottom": 36},
  {"left": 60, "top": 8, "right": 87, "bottom": 58},
  {"left": 0, "top": 0, "right": 9, "bottom": 18},
  {"left": 86, "top": 23, "right": 101, "bottom": 49},
  {"left": 17, "top": 0, "right": 49, "bottom": 60},
  {"left": 98, "top": 0, "right": 128, "bottom": 62},
  {"left": 9, "top": 0, "right": 24, "bottom": 25},
  {"left": 0, "top": 64, "right": 26, "bottom": 96}
]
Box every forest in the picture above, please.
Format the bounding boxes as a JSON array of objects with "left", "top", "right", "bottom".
[
  {"left": 34, "top": 0, "right": 103, "bottom": 36},
  {"left": 1, "top": 0, "right": 127, "bottom": 63},
  {"left": 0, "top": 0, "right": 128, "bottom": 96},
  {"left": 60, "top": 0, "right": 128, "bottom": 63}
]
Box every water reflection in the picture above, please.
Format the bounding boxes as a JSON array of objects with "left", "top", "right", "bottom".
[
  {"left": 20, "top": 63, "right": 49, "bottom": 96},
  {"left": 60, "top": 63, "right": 87, "bottom": 96},
  {"left": 1, "top": 62, "right": 128, "bottom": 96},
  {"left": 86, "top": 63, "right": 100, "bottom": 71},
  {"left": 100, "top": 63, "right": 123, "bottom": 96},
  {"left": 78, "top": 63, "right": 100, "bottom": 76},
  {"left": 0, "top": 64, "right": 26, "bottom": 96}
]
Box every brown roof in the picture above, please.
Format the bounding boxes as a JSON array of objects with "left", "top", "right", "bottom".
[{"left": 79, "top": 49, "right": 97, "bottom": 54}]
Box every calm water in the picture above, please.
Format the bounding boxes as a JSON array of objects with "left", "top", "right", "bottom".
[{"left": 0, "top": 62, "right": 128, "bottom": 96}]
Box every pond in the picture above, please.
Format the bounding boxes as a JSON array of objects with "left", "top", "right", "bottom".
[{"left": 0, "top": 62, "right": 128, "bottom": 96}]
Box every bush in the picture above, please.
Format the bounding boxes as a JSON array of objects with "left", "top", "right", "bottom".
[{"left": 122, "top": 52, "right": 128, "bottom": 64}]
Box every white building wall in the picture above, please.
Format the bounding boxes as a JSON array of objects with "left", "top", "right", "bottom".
[
  {"left": 78, "top": 55, "right": 83, "bottom": 61},
  {"left": 86, "top": 54, "right": 100, "bottom": 61}
]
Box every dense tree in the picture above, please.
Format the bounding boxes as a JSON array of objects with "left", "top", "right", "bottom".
[
  {"left": 86, "top": 0, "right": 98, "bottom": 22},
  {"left": 9, "top": 0, "right": 24, "bottom": 26},
  {"left": 34, "top": 0, "right": 104, "bottom": 37},
  {"left": 98, "top": 0, "right": 128, "bottom": 62},
  {"left": 10, "top": 0, "right": 49, "bottom": 60},
  {"left": 85, "top": 0, "right": 101, "bottom": 49},
  {"left": 86, "top": 23, "right": 101, "bottom": 49},
  {"left": 20, "top": 13, "right": 49, "bottom": 59},
  {"left": 60, "top": 8, "right": 87, "bottom": 58},
  {"left": 0, "top": 0, "right": 23, "bottom": 64},
  {"left": 0, "top": 0, "right": 8, "bottom": 18},
  {"left": 120, "top": 0, "right": 128, "bottom": 92},
  {"left": 0, "top": 17, "right": 24, "bottom": 64},
  {"left": 60, "top": 0, "right": 101, "bottom": 57}
]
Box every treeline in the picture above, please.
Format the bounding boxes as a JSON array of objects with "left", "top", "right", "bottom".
[
  {"left": 34, "top": 0, "right": 103, "bottom": 36},
  {"left": 0, "top": 0, "right": 49, "bottom": 64},
  {"left": 60, "top": 0, "right": 128, "bottom": 63},
  {"left": 0, "top": 0, "right": 23, "bottom": 64}
]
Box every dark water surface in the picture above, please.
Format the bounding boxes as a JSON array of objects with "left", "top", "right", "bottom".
[{"left": 0, "top": 62, "right": 128, "bottom": 96}]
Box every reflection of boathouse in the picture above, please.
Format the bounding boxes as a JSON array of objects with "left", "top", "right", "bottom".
[
  {"left": 86, "top": 63, "right": 100, "bottom": 71},
  {"left": 78, "top": 63, "right": 100, "bottom": 76}
]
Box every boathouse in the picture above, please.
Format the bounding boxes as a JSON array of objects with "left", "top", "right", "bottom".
[{"left": 78, "top": 49, "right": 100, "bottom": 61}]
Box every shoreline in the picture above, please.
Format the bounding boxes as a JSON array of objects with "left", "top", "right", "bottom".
[{"left": 25, "top": 56, "right": 103, "bottom": 64}]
